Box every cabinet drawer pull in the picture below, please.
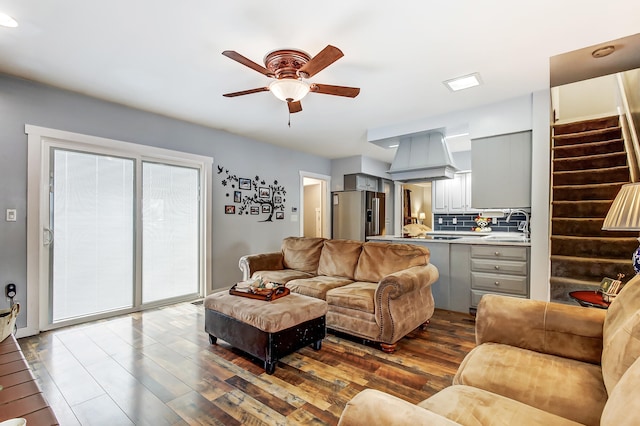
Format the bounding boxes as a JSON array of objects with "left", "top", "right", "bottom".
[
  {"left": 494, "top": 281, "right": 500, "bottom": 286},
  {"left": 494, "top": 265, "right": 500, "bottom": 270},
  {"left": 494, "top": 251, "right": 500, "bottom": 256}
]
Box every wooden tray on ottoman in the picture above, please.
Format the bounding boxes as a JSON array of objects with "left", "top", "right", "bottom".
[{"left": 229, "top": 284, "right": 290, "bottom": 301}]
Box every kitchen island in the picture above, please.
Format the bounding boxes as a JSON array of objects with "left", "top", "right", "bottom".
[{"left": 368, "top": 232, "right": 531, "bottom": 314}]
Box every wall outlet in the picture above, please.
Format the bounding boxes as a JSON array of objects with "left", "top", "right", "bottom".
[
  {"left": 492, "top": 217, "right": 497, "bottom": 224},
  {"left": 452, "top": 217, "right": 457, "bottom": 225},
  {"left": 438, "top": 217, "right": 443, "bottom": 225}
]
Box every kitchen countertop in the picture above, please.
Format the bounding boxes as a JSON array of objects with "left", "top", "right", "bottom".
[{"left": 367, "top": 231, "right": 530, "bottom": 246}]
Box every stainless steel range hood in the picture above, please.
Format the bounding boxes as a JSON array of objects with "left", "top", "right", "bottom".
[{"left": 387, "top": 129, "right": 458, "bottom": 182}]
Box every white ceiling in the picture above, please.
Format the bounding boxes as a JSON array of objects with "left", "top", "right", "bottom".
[{"left": 1, "top": 1, "right": 639, "bottom": 163}]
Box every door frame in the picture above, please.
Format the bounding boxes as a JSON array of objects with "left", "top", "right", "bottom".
[
  {"left": 299, "top": 171, "right": 331, "bottom": 238},
  {"left": 25, "top": 125, "right": 213, "bottom": 336}
]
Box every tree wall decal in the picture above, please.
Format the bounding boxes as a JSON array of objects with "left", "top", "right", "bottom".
[{"left": 218, "top": 166, "right": 286, "bottom": 222}]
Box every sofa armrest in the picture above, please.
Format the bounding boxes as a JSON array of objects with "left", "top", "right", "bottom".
[
  {"left": 238, "top": 252, "right": 284, "bottom": 280},
  {"left": 375, "top": 263, "right": 439, "bottom": 343},
  {"left": 476, "top": 294, "right": 606, "bottom": 364},
  {"left": 338, "top": 389, "right": 460, "bottom": 426},
  {"left": 377, "top": 263, "right": 439, "bottom": 299}
]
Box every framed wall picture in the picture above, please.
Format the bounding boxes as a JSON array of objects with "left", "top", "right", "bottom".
[
  {"left": 274, "top": 195, "right": 282, "bottom": 203},
  {"left": 234, "top": 191, "right": 241, "bottom": 203},
  {"left": 250, "top": 206, "right": 259, "bottom": 215},
  {"left": 239, "top": 178, "right": 251, "bottom": 190},
  {"left": 275, "top": 211, "right": 284, "bottom": 220},
  {"left": 259, "top": 187, "right": 270, "bottom": 198},
  {"left": 225, "top": 205, "right": 235, "bottom": 214},
  {"left": 262, "top": 204, "right": 271, "bottom": 213}
]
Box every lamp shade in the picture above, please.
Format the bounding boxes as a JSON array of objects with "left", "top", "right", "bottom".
[
  {"left": 419, "top": 212, "right": 426, "bottom": 220},
  {"left": 602, "top": 183, "right": 640, "bottom": 230},
  {"left": 269, "top": 79, "right": 310, "bottom": 102}
]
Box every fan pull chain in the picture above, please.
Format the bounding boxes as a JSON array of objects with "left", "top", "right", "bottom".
[{"left": 288, "top": 110, "right": 291, "bottom": 127}]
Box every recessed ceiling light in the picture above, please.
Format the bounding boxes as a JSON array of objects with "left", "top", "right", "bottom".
[
  {"left": 0, "top": 12, "right": 18, "bottom": 28},
  {"left": 443, "top": 73, "right": 482, "bottom": 92}
]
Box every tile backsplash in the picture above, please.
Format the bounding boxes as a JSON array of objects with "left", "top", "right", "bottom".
[{"left": 433, "top": 212, "right": 529, "bottom": 233}]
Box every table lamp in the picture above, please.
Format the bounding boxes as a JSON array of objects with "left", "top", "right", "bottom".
[
  {"left": 419, "top": 212, "right": 426, "bottom": 224},
  {"left": 602, "top": 182, "right": 640, "bottom": 273}
]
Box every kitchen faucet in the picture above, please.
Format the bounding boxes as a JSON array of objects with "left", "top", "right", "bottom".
[{"left": 506, "top": 209, "right": 530, "bottom": 239}]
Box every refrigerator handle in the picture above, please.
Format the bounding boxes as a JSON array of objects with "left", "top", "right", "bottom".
[{"left": 372, "top": 198, "right": 380, "bottom": 235}]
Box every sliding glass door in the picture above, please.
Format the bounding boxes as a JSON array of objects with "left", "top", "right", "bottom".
[{"left": 48, "top": 148, "right": 202, "bottom": 325}]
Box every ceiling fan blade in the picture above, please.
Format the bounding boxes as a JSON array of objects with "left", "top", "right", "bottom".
[
  {"left": 288, "top": 100, "right": 303, "bottom": 114},
  {"left": 223, "top": 87, "right": 270, "bottom": 97},
  {"left": 222, "top": 51, "right": 274, "bottom": 77},
  {"left": 310, "top": 83, "right": 360, "bottom": 98},
  {"left": 297, "top": 45, "right": 344, "bottom": 78}
]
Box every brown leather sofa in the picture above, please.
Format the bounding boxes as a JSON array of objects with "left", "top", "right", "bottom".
[
  {"left": 239, "top": 236, "right": 439, "bottom": 353},
  {"left": 338, "top": 274, "right": 640, "bottom": 425}
]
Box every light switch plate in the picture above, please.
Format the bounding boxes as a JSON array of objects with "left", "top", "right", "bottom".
[{"left": 6, "top": 209, "right": 16, "bottom": 222}]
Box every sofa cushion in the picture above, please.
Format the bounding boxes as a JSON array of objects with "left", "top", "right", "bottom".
[
  {"left": 251, "top": 269, "right": 315, "bottom": 284},
  {"left": 354, "top": 242, "right": 429, "bottom": 283},
  {"left": 317, "top": 239, "right": 363, "bottom": 279},
  {"left": 453, "top": 342, "right": 606, "bottom": 425},
  {"left": 601, "top": 274, "right": 640, "bottom": 394},
  {"left": 281, "top": 236, "right": 325, "bottom": 273},
  {"left": 327, "top": 281, "right": 378, "bottom": 313},
  {"left": 287, "top": 276, "right": 354, "bottom": 300},
  {"left": 601, "top": 356, "right": 640, "bottom": 426},
  {"left": 419, "top": 385, "right": 582, "bottom": 426}
]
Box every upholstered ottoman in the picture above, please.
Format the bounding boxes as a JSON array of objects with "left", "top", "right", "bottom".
[{"left": 204, "top": 291, "right": 328, "bottom": 374}]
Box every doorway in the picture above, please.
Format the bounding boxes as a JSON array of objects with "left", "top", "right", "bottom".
[{"left": 300, "top": 172, "right": 331, "bottom": 238}]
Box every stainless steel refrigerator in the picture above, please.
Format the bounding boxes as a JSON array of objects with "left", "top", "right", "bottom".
[{"left": 332, "top": 191, "right": 385, "bottom": 241}]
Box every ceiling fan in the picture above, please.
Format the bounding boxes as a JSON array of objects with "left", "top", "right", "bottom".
[{"left": 222, "top": 45, "right": 360, "bottom": 115}]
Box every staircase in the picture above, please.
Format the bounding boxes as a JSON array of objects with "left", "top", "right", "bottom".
[{"left": 550, "top": 115, "right": 638, "bottom": 302}]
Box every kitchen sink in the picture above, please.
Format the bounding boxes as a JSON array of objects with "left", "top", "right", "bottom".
[{"left": 482, "top": 235, "right": 530, "bottom": 243}]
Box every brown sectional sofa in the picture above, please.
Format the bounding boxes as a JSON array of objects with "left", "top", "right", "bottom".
[
  {"left": 238, "top": 236, "right": 439, "bottom": 352},
  {"left": 338, "top": 274, "right": 640, "bottom": 425}
]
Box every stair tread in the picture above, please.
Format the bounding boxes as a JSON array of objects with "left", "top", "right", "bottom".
[
  {"left": 552, "top": 126, "right": 622, "bottom": 139},
  {"left": 553, "top": 166, "right": 629, "bottom": 175},
  {"left": 552, "top": 138, "right": 623, "bottom": 150},
  {"left": 553, "top": 115, "right": 618, "bottom": 129},
  {"left": 552, "top": 200, "right": 612, "bottom": 204},
  {"left": 550, "top": 254, "right": 630, "bottom": 264},
  {"left": 550, "top": 235, "right": 638, "bottom": 241},
  {"left": 553, "top": 152, "right": 626, "bottom": 162},
  {"left": 549, "top": 276, "right": 601, "bottom": 287},
  {"left": 553, "top": 182, "right": 627, "bottom": 189}
]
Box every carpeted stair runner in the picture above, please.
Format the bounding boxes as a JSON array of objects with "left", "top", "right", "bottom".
[{"left": 550, "top": 115, "right": 637, "bottom": 303}]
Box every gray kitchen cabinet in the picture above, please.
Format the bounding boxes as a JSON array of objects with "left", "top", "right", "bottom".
[
  {"left": 370, "top": 239, "right": 451, "bottom": 310},
  {"left": 450, "top": 244, "right": 472, "bottom": 313},
  {"left": 344, "top": 174, "right": 379, "bottom": 192},
  {"left": 469, "top": 244, "right": 530, "bottom": 311},
  {"left": 471, "top": 131, "right": 532, "bottom": 208},
  {"left": 431, "top": 171, "right": 475, "bottom": 214}
]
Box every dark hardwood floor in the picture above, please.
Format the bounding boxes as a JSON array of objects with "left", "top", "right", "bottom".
[{"left": 18, "top": 302, "right": 476, "bottom": 425}]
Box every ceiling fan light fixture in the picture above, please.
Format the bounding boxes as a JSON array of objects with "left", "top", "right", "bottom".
[{"left": 269, "top": 79, "right": 310, "bottom": 102}]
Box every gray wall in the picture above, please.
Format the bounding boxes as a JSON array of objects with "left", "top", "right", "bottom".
[{"left": 0, "top": 74, "right": 331, "bottom": 327}]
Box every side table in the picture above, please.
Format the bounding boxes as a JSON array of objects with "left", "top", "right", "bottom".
[{"left": 569, "top": 291, "right": 610, "bottom": 309}]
